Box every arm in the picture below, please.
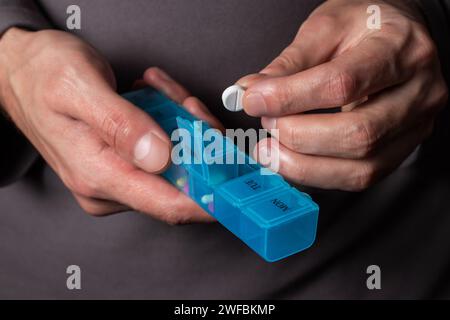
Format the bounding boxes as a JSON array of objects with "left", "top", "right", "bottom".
[{"left": 0, "top": 0, "right": 51, "bottom": 186}]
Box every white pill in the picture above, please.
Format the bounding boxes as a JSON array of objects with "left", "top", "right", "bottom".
[
  {"left": 201, "top": 194, "right": 214, "bottom": 204},
  {"left": 222, "top": 84, "right": 245, "bottom": 112}
]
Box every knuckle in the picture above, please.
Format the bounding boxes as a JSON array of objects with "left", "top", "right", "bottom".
[
  {"left": 424, "top": 81, "right": 449, "bottom": 116},
  {"left": 66, "top": 176, "right": 101, "bottom": 199},
  {"left": 268, "top": 45, "right": 302, "bottom": 74},
  {"left": 414, "top": 30, "right": 437, "bottom": 67},
  {"left": 101, "top": 110, "right": 132, "bottom": 150},
  {"left": 382, "top": 21, "right": 437, "bottom": 70},
  {"left": 77, "top": 200, "right": 108, "bottom": 216},
  {"left": 352, "top": 163, "right": 377, "bottom": 191},
  {"left": 328, "top": 71, "right": 356, "bottom": 106},
  {"left": 74, "top": 183, "right": 98, "bottom": 199},
  {"left": 415, "top": 44, "right": 437, "bottom": 70},
  {"left": 290, "top": 162, "right": 308, "bottom": 185},
  {"left": 267, "top": 82, "right": 293, "bottom": 115},
  {"left": 383, "top": 19, "right": 412, "bottom": 39},
  {"left": 343, "top": 115, "right": 378, "bottom": 158},
  {"left": 270, "top": 53, "right": 297, "bottom": 73},
  {"left": 434, "top": 82, "right": 449, "bottom": 109}
]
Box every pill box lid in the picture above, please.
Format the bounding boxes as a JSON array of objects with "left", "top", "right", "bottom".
[
  {"left": 216, "top": 170, "right": 289, "bottom": 207},
  {"left": 124, "top": 88, "right": 196, "bottom": 123},
  {"left": 123, "top": 88, "right": 168, "bottom": 109},
  {"left": 176, "top": 117, "right": 235, "bottom": 164},
  {"left": 242, "top": 188, "right": 319, "bottom": 227}
]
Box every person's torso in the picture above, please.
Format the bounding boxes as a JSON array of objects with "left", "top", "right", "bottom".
[{"left": 38, "top": 0, "right": 323, "bottom": 129}]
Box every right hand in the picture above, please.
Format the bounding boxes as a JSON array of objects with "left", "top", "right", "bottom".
[{"left": 0, "top": 28, "right": 221, "bottom": 223}]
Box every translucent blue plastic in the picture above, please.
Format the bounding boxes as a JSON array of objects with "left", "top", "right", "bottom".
[{"left": 122, "top": 88, "right": 319, "bottom": 262}]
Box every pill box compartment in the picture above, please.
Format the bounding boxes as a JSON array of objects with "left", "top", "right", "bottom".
[
  {"left": 163, "top": 163, "right": 190, "bottom": 195},
  {"left": 176, "top": 117, "right": 240, "bottom": 186},
  {"left": 188, "top": 169, "right": 215, "bottom": 213},
  {"left": 188, "top": 161, "right": 261, "bottom": 215},
  {"left": 242, "top": 188, "right": 319, "bottom": 262},
  {"left": 216, "top": 176, "right": 318, "bottom": 262},
  {"left": 214, "top": 171, "right": 288, "bottom": 234}
]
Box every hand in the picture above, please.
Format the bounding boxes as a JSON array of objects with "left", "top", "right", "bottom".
[
  {"left": 237, "top": 0, "right": 448, "bottom": 191},
  {"left": 0, "top": 28, "right": 221, "bottom": 223}
]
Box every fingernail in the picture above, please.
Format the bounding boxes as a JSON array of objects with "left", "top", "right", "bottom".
[
  {"left": 134, "top": 132, "right": 170, "bottom": 172},
  {"left": 244, "top": 92, "right": 267, "bottom": 116},
  {"left": 256, "top": 141, "right": 280, "bottom": 173},
  {"left": 262, "top": 117, "right": 277, "bottom": 130},
  {"left": 260, "top": 145, "right": 271, "bottom": 158},
  {"left": 256, "top": 144, "right": 271, "bottom": 167},
  {"left": 261, "top": 117, "right": 278, "bottom": 138}
]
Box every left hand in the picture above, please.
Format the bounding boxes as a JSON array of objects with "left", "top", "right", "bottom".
[{"left": 237, "top": 0, "right": 448, "bottom": 191}]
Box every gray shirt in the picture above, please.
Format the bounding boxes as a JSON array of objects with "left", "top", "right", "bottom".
[{"left": 1, "top": 0, "right": 450, "bottom": 299}]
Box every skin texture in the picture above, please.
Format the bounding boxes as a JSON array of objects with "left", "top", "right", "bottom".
[
  {"left": 0, "top": 28, "right": 221, "bottom": 222},
  {"left": 0, "top": 0, "right": 447, "bottom": 222},
  {"left": 238, "top": 0, "right": 448, "bottom": 191}
]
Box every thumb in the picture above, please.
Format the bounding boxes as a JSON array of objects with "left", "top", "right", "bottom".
[{"left": 78, "top": 88, "right": 171, "bottom": 173}]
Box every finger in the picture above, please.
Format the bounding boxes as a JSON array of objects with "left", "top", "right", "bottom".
[
  {"left": 91, "top": 134, "right": 213, "bottom": 223},
  {"left": 263, "top": 74, "right": 432, "bottom": 159},
  {"left": 73, "top": 194, "right": 130, "bottom": 216},
  {"left": 182, "top": 96, "right": 225, "bottom": 132},
  {"left": 54, "top": 118, "right": 213, "bottom": 223},
  {"left": 143, "top": 67, "right": 190, "bottom": 104},
  {"left": 109, "top": 166, "right": 215, "bottom": 224},
  {"left": 64, "top": 85, "right": 172, "bottom": 174},
  {"left": 260, "top": 16, "right": 340, "bottom": 77},
  {"left": 255, "top": 121, "right": 432, "bottom": 191},
  {"left": 144, "top": 67, "right": 224, "bottom": 131},
  {"left": 237, "top": 16, "right": 340, "bottom": 88},
  {"left": 242, "top": 36, "right": 412, "bottom": 117}
]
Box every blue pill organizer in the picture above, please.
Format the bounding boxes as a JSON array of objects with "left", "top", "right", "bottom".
[{"left": 123, "top": 88, "right": 319, "bottom": 262}]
